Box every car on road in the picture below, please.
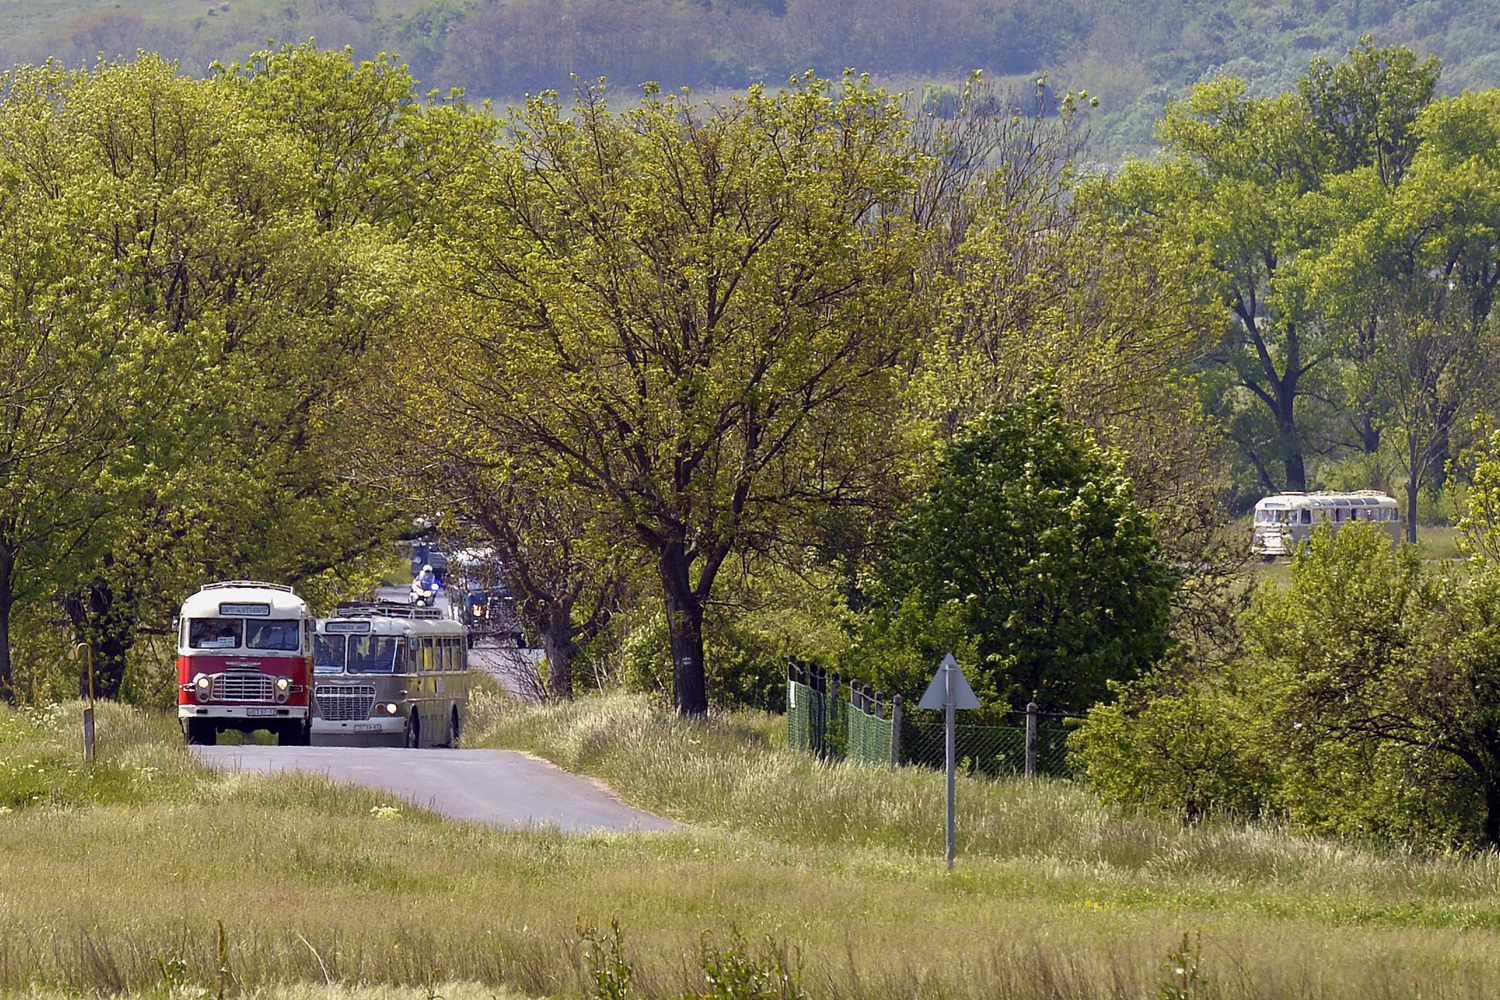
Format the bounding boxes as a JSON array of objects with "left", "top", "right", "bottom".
[
  {"left": 457, "top": 586, "right": 525, "bottom": 648},
  {"left": 409, "top": 540, "right": 449, "bottom": 583}
]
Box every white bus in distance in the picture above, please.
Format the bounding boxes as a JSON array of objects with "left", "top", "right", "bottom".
[{"left": 1251, "top": 490, "right": 1403, "bottom": 560}]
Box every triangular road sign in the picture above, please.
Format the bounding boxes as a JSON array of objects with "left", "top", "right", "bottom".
[{"left": 917, "top": 653, "right": 981, "bottom": 710}]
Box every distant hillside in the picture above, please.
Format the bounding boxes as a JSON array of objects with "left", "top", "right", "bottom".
[{"left": 8, "top": 0, "right": 1500, "bottom": 155}]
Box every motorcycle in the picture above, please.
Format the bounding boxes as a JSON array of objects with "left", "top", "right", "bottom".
[{"left": 410, "top": 580, "right": 441, "bottom": 607}]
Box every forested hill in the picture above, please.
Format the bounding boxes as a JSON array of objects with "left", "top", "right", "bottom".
[{"left": 14, "top": 0, "right": 1500, "bottom": 154}]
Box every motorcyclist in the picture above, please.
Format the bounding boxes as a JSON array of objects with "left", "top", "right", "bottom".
[{"left": 411, "top": 564, "right": 437, "bottom": 604}]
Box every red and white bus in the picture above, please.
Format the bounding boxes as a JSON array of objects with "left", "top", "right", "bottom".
[{"left": 177, "top": 581, "right": 314, "bottom": 746}]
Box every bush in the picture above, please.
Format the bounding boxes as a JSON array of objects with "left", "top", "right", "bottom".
[{"left": 1070, "top": 676, "right": 1269, "bottom": 822}]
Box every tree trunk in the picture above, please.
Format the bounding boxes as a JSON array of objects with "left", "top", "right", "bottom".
[
  {"left": 660, "top": 552, "right": 708, "bottom": 716},
  {"left": 1485, "top": 777, "right": 1500, "bottom": 848},
  {"left": 538, "top": 612, "right": 576, "bottom": 701},
  {"left": 61, "top": 576, "right": 135, "bottom": 700},
  {"left": 1405, "top": 476, "right": 1419, "bottom": 545},
  {"left": 1406, "top": 429, "right": 1421, "bottom": 544},
  {"left": 1283, "top": 448, "right": 1307, "bottom": 494},
  {"left": 1358, "top": 413, "right": 1380, "bottom": 455},
  {"left": 0, "top": 545, "right": 13, "bottom": 705}
]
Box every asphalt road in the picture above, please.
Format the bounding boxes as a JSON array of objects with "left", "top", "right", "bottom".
[{"left": 193, "top": 745, "right": 681, "bottom": 833}]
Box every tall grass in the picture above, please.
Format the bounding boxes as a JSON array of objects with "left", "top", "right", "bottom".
[
  {"left": 465, "top": 691, "right": 1500, "bottom": 920},
  {"left": 3, "top": 695, "right": 1500, "bottom": 997}
]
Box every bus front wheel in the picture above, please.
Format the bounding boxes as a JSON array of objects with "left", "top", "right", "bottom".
[
  {"left": 405, "top": 711, "right": 421, "bottom": 749},
  {"left": 183, "top": 719, "right": 216, "bottom": 746},
  {"left": 449, "top": 708, "right": 461, "bottom": 749}
]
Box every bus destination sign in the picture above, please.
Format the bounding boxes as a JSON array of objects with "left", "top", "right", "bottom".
[
  {"left": 219, "top": 602, "right": 272, "bottom": 616},
  {"left": 324, "top": 620, "right": 372, "bottom": 634}
]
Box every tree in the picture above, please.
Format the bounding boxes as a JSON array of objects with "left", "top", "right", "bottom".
[
  {"left": 1104, "top": 42, "right": 1443, "bottom": 496},
  {"left": 1245, "top": 521, "right": 1500, "bottom": 847},
  {"left": 859, "top": 385, "right": 1174, "bottom": 712},
  {"left": 0, "top": 60, "right": 206, "bottom": 700},
  {"left": 347, "top": 332, "right": 626, "bottom": 700},
  {"left": 426, "top": 75, "right": 929, "bottom": 715},
  {"left": 0, "top": 54, "right": 415, "bottom": 698}
]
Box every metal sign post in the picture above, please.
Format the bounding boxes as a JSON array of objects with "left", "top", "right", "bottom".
[
  {"left": 917, "top": 652, "right": 979, "bottom": 869},
  {"left": 71, "top": 642, "right": 96, "bottom": 763}
]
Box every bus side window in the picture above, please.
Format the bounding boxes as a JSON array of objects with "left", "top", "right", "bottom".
[
  {"left": 423, "top": 638, "right": 434, "bottom": 672},
  {"left": 1299, "top": 510, "right": 1311, "bottom": 524}
]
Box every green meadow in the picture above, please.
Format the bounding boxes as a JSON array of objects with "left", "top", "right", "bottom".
[{"left": 1, "top": 690, "right": 1498, "bottom": 999}]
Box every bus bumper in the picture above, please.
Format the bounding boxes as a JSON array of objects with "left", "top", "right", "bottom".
[
  {"left": 179, "top": 705, "right": 307, "bottom": 721},
  {"left": 311, "top": 716, "right": 405, "bottom": 746},
  {"left": 311, "top": 717, "right": 405, "bottom": 736}
]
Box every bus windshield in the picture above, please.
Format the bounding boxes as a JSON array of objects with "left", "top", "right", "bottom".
[
  {"left": 189, "top": 618, "right": 241, "bottom": 649},
  {"left": 313, "top": 634, "right": 346, "bottom": 674},
  {"left": 247, "top": 619, "right": 301, "bottom": 651},
  {"left": 347, "top": 636, "right": 401, "bottom": 674}
]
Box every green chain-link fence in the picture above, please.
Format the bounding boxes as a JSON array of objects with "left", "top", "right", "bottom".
[
  {"left": 788, "top": 666, "right": 890, "bottom": 765},
  {"left": 787, "top": 664, "right": 1078, "bottom": 778},
  {"left": 898, "top": 714, "right": 1074, "bottom": 777}
]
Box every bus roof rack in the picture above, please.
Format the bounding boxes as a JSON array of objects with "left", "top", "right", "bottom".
[
  {"left": 332, "top": 600, "right": 445, "bottom": 620},
  {"left": 199, "top": 580, "right": 296, "bottom": 593}
]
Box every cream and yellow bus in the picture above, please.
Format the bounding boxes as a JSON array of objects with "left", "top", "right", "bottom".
[
  {"left": 1251, "top": 490, "right": 1403, "bottom": 559},
  {"left": 311, "top": 602, "right": 470, "bottom": 748}
]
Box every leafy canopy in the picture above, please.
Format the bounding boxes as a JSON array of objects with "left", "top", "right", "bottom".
[{"left": 859, "top": 383, "right": 1173, "bottom": 712}]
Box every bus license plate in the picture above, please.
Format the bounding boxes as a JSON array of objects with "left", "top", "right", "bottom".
[
  {"left": 245, "top": 708, "right": 277, "bottom": 717},
  {"left": 354, "top": 723, "right": 381, "bottom": 732}
]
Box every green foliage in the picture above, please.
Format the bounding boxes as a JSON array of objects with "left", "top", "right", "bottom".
[
  {"left": 619, "top": 601, "right": 832, "bottom": 713},
  {"left": 0, "top": 47, "right": 513, "bottom": 703},
  {"left": 1070, "top": 677, "right": 1269, "bottom": 822},
  {"left": 576, "top": 916, "right": 632, "bottom": 1000},
  {"left": 857, "top": 383, "right": 1173, "bottom": 712},
  {"left": 697, "top": 929, "right": 805, "bottom": 1000},
  {"left": 422, "top": 73, "right": 929, "bottom": 714},
  {"left": 1085, "top": 520, "right": 1500, "bottom": 848}
]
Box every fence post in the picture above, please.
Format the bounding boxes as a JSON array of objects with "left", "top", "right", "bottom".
[
  {"left": 1025, "top": 699, "right": 1038, "bottom": 779},
  {"left": 890, "top": 694, "right": 902, "bottom": 770}
]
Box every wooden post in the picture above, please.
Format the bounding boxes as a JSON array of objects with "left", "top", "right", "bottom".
[
  {"left": 1025, "top": 699, "right": 1039, "bottom": 779},
  {"left": 890, "top": 694, "right": 902, "bottom": 770},
  {"left": 72, "top": 643, "right": 96, "bottom": 764}
]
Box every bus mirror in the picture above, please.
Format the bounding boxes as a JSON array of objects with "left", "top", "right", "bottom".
[{"left": 171, "top": 616, "right": 180, "bottom": 631}]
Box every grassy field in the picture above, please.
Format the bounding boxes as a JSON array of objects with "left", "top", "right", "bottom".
[{"left": 2, "top": 691, "right": 1500, "bottom": 998}]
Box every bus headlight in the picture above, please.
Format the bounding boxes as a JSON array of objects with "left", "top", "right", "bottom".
[
  {"left": 193, "top": 674, "right": 211, "bottom": 702},
  {"left": 275, "top": 677, "right": 290, "bottom": 691},
  {"left": 377, "top": 702, "right": 399, "bottom": 716}
]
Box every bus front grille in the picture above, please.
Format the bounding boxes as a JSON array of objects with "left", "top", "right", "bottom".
[
  {"left": 211, "top": 671, "right": 274, "bottom": 702},
  {"left": 316, "top": 685, "right": 377, "bottom": 722}
]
